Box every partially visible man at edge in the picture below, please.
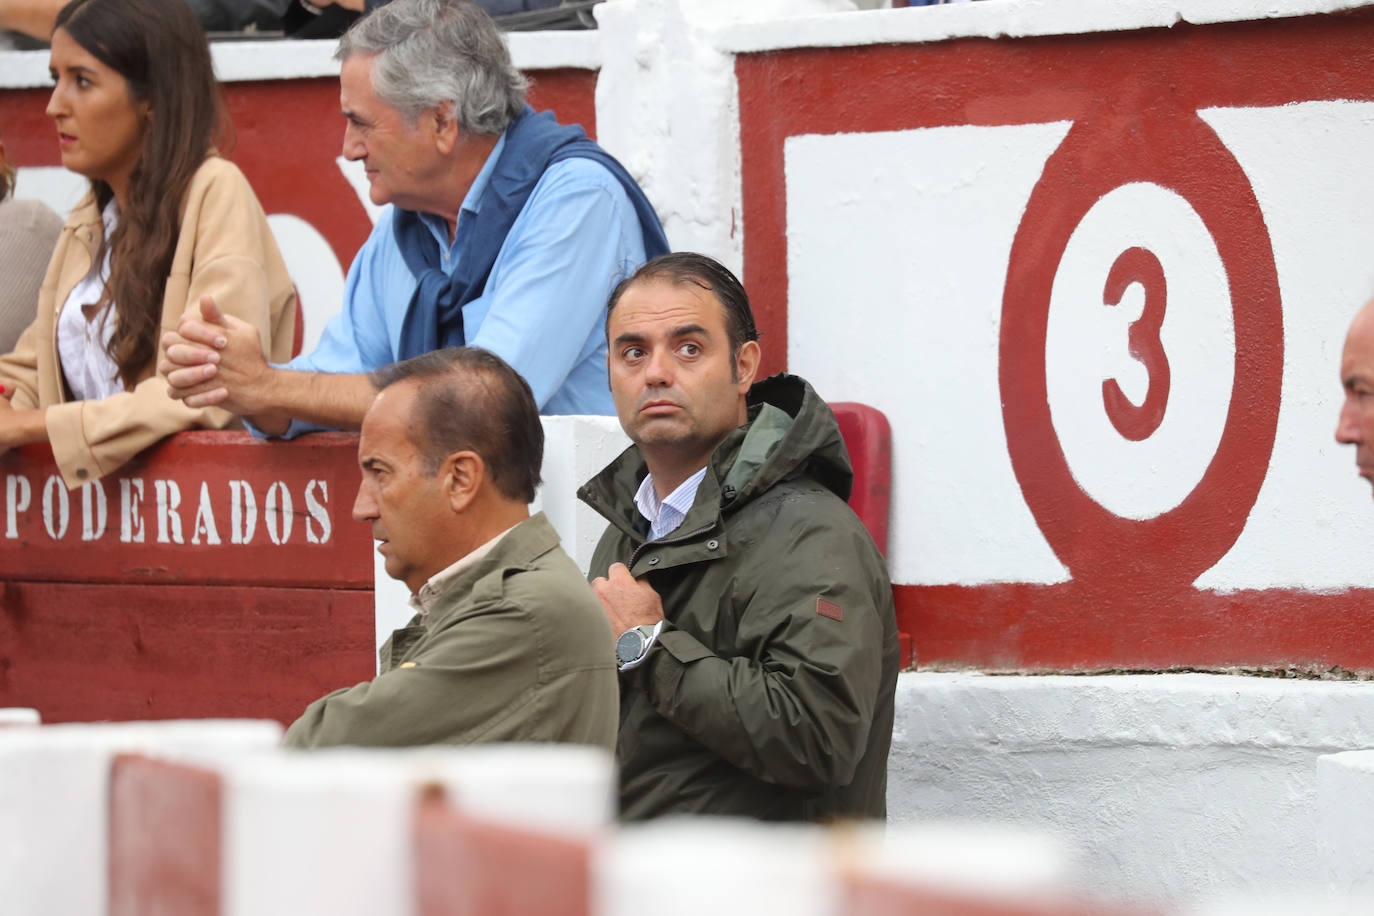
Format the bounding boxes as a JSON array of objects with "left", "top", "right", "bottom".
[
  {"left": 284, "top": 347, "right": 617, "bottom": 749},
  {"left": 158, "top": 0, "right": 668, "bottom": 435},
  {"left": 577, "top": 251, "right": 899, "bottom": 820},
  {"left": 1337, "top": 298, "right": 1374, "bottom": 496}
]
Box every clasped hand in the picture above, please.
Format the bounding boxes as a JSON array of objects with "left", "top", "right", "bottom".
[{"left": 158, "top": 295, "right": 269, "bottom": 414}]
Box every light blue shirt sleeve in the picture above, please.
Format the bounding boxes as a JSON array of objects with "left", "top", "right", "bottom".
[{"left": 260, "top": 154, "right": 650, "bottom": 438}]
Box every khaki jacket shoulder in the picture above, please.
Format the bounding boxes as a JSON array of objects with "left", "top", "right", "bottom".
[
  {"left": 282, "top": 513, "right": 619, "bottom": 751},
  {"left": 0, "top": 156, "right": 296, "bottom": 487}
]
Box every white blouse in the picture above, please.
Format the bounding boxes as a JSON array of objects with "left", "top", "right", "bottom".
[{"left": 57, "top": 198, "right": 123, "bottom": 401}]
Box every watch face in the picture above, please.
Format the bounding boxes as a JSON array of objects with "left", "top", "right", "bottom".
[{"left": 616, "top": 628, "right": 646, "bottom": 664}]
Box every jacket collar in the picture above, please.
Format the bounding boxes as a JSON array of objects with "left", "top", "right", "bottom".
[
  {"left": 578, "top": 373, "right": 851, "bottom": 554},
  {"left": 420, "top": 511, "right": 562, "bottom": 630}
]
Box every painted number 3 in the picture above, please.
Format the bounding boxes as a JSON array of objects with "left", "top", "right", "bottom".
[{"left": 1102, "top": 246, "right": 1170, "bottom": 441}]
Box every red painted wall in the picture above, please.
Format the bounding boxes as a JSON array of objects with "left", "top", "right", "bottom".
[
  {"left": 0, "top": 65, "right": 598, "bottom": 724},
  {"left": 737, "top": 10, "right": 1374, "bottom": 671},
  {"left": 0, "top": 66, "right": 597, "bottom": 276},
  {"left": 0, "top": 432, "right": 375, "bottom": 724}
]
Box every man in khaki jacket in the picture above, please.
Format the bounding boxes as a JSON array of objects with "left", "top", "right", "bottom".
[{"left": 284, "top": 347, "right": 617, "bottom": 749}]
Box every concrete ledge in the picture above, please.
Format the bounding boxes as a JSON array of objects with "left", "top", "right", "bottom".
[
  {"left": 716, "top": 0, "right": 1374, "bottom": 54},
  {"left": 890, "top": 672, "right": 1374, "bottom": 907}
]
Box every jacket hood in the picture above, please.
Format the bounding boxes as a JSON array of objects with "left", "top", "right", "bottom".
[{"left": 578, "top": 373, "right": 854, "bottom": 540}]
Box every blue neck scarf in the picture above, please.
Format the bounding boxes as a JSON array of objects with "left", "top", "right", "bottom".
[{"left": 393, "top": 106, "right": 670, "bottom": 360}]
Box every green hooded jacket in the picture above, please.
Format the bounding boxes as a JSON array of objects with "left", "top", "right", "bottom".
[{"left": 578, "top": 374, "right": 900, "bottom": 821}]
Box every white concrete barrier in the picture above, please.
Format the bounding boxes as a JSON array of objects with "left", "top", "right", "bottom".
[
  {"left": 0, "top": 719, "right": 282, "bottom": 915},
  {"left": 888, "top": 672, "right": 1374, "bottom": 908},
  {"left": 111, "top": 743, "right": 614, "bottom": 916},
  {"left": 595, "top": 819, "right": 841, "bottom": 916},
  {"left": 1316, "top": 749, "right": 1374, "bottom": 896}
]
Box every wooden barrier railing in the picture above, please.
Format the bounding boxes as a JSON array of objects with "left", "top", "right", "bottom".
[{"left": 0, "top": 431, "right": 374, "bottom": 724}]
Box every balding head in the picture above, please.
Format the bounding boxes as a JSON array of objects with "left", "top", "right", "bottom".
[{"left": 1336, "top": 298, "right": 1374, "bottom": 496}]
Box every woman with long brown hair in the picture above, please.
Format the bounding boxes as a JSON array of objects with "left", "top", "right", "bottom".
[{"left": 0, "top": 0, "right": 295, "bottom": 487}]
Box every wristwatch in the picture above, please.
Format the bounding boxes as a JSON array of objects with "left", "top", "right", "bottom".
[{"left": 615, "top": 622, "right": 662, "bottom": 670}]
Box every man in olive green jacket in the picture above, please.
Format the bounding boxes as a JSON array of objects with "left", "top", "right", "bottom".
[
  {"left": 579, "top": 253, "right": 899, "bottom": 820},
  {"left": 284, "top": 348, "right": 617, "bottom": 750}
]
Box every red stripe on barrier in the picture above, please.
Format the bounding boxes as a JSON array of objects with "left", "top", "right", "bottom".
[
  {"left": 109, "top": 753, "right": 223, "bottom": 916},
  {"left": 895, "top": 582, "right": 1374, "bottom": 672},
  {"left": 415, "top": 790, "right": 592, "bottom": 916}
]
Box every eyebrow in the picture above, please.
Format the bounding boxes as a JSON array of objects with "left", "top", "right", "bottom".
[{"left": 612, "top": 323, "right": 711, "bottom": 348}]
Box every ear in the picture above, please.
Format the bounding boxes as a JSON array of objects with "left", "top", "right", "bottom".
[
  {"left": 432, "top": 103, "right": 459, "bottom": 155},
  {"left": 442, "top": 450, "right": 483, "bottom": 513},
  {"left": 734, "top": 339, "right": 761, "bottom": 392}
]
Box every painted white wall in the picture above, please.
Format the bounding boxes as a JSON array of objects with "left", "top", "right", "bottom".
[
  {"left": 0, "top": 719, "right": 281, "bottom": 916},
  {"left": 594, "top": 0, "right": 744, "bottom": 276},
  {"left": 787, "top": 101, "right": 1374, "bottom": 589},
  {"left": 1316, "top": 750, "right": 1374, "bottom": 895},
  {"left": 787, "top": 122, "right": 1073, "bottom": 586},
  {"left": 888, "top": 672, "right": 1374, "bottom": 908}
]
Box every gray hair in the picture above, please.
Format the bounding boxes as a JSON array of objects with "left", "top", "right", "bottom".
[{"left": 335, "top": 0, "right": 527, "bottom": 134}]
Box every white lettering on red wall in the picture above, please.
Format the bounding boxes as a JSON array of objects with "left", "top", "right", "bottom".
[{"left": 2, "top": 476, "right": 333, "bottom": 546}]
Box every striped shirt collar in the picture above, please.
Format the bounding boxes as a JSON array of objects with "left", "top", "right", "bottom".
[{"left": 634, "top": 466, "right": 709, "bottom": 541}]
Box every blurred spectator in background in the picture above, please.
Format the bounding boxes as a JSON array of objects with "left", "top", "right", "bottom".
[
  {"left": 0, "top": 0, "right": 596, "bottom": 45},
  {"left": 0, "top": 0, "right": 295, "bottom": 486},
  {"left": 1336, "top": 296, "right": 1374, "bottom": 497},
  {"left": 0, "top": 128, "right": 62, "bottom": 353}
]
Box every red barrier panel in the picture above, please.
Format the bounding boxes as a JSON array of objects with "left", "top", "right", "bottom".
[
  {"left": 0, "top": 432, "right": 375, "bottom": 724},
  {"left": 829, "top": 401, "right": 909, "bottom": 668},
  {"left": 737, "top": 9, "right": 1374, "bottom": 672},
  {"left": 415, "top": 789, "right": 593, "bottom": 916},
  {"left": 109, "top": 753, "right": 223, "bottom": 916}
]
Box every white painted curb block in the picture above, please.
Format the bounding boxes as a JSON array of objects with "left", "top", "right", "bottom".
[
  {"left": 0, "top": 707, "right": 39, "bottom": 725},
  {"left": 0, "top": 719, "right": 282, "bottom": 916},
  {"left": 852, "top": 821, "right": 1074, "bottom": 903},
  {"left": 154, "top": 744, "right": 614, "bottom": 916},
  {"left": 595, "top": 818, "right": 841, "bottom": 916}
]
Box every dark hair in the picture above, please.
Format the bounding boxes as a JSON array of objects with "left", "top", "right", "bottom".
[
  {"left": 370, "top": 347, "right": 543, "bottom": 504},
  {"left": 54, "top": 0, "right": 225, "bottom": 389},
  {"left": 605, "top": 252, "right": 760, "bottom": 375},
  {"left": 0, "top": 131, "right": 14, "bottom": 201}
]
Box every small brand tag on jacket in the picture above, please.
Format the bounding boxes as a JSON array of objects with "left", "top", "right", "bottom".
[
  {"left": 399, "top": 661, "right": 420, "bottom": 669},
  {"left": 816, "top": 598, "right": 843, "bottom": 621}
]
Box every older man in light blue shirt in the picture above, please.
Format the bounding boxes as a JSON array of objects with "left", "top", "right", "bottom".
[{"left": 158, "top": 0, "right": 665, "bottom": 436}]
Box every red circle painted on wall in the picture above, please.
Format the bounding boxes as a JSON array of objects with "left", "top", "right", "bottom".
[{"left": 1000, "top": 107, "right": 1283, "bottom": 586}]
